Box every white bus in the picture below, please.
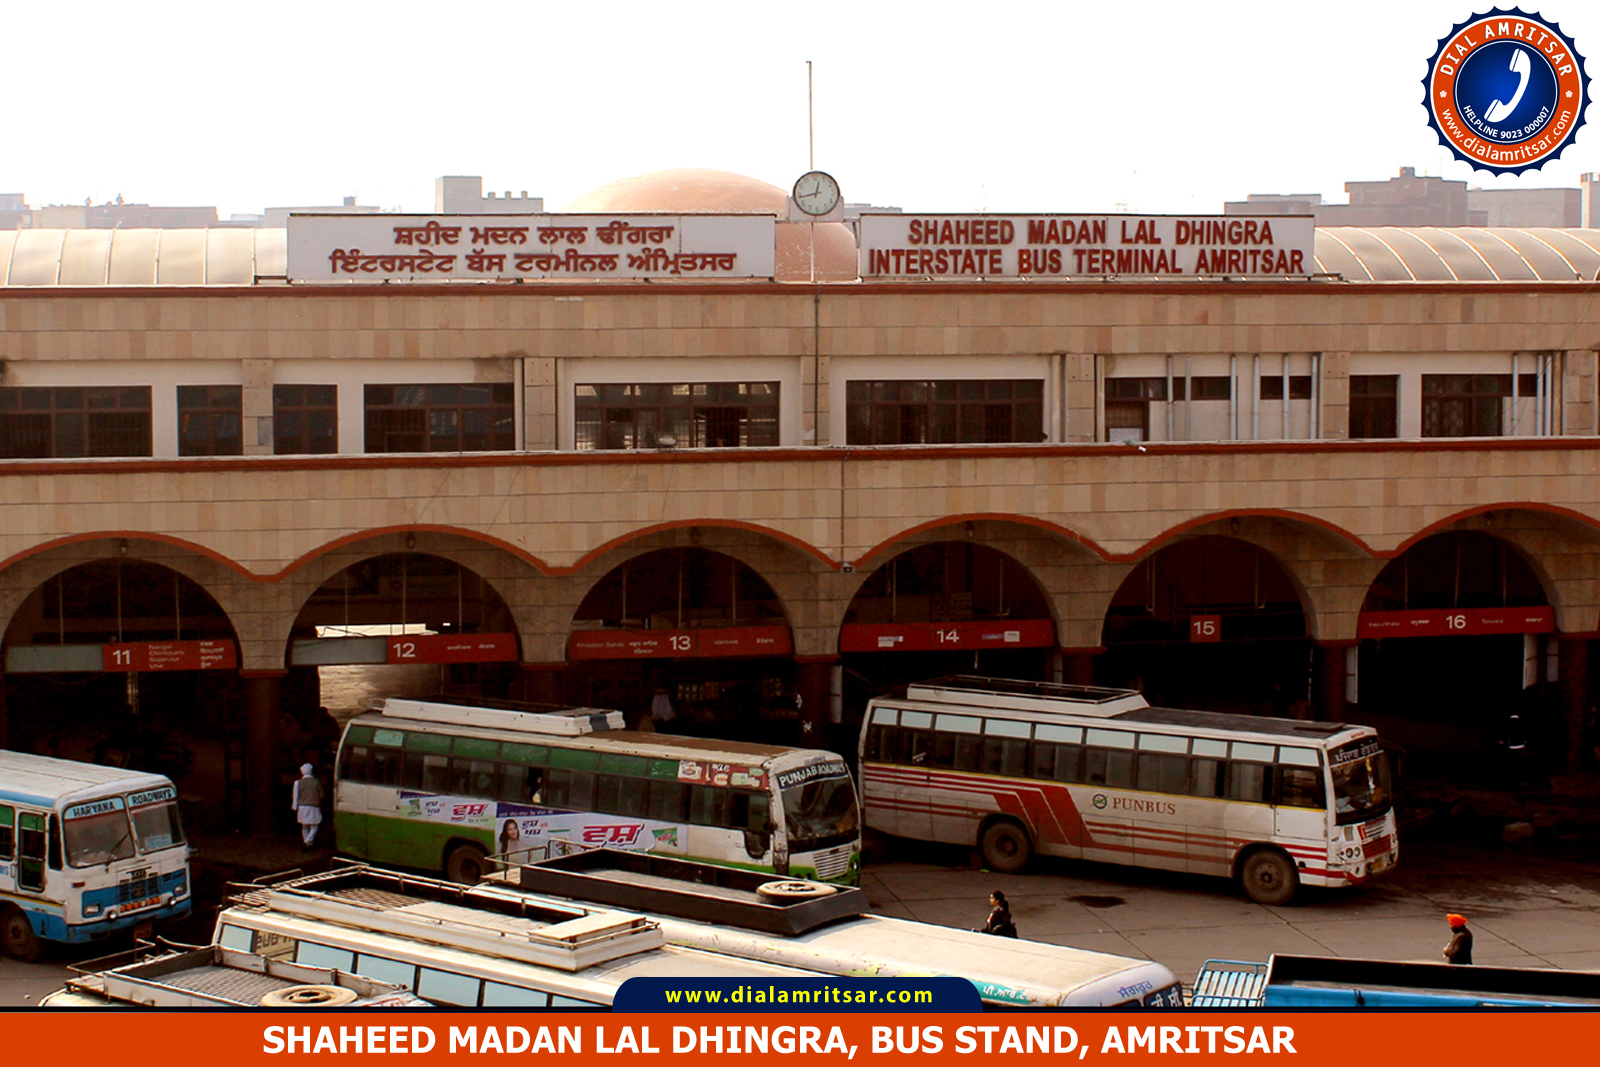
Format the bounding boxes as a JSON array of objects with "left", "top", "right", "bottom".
[
  {"left": 210, "top": 864, "right": 837, "bottom": 1008},
  {"left": 859, "top": 677, "right": 1397, "bottom": 905},
  {"left": 0, "top": 751, "right": 191, "bottom": 961},
  {"left": 334, "top": 698, "right": 860, "bottom": 885},
  {"left": 483, "top": 849, "right": 1184, "bottom": 1009}
]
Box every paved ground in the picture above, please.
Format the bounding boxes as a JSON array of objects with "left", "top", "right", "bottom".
[{"left": 6, "top": 816, "right": 1600, "bottom": 1005}]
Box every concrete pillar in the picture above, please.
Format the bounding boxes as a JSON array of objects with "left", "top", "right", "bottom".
[
  {"left": 1313, "top": 642, "right": 1353, "bottom": 722},
  {"left": 795, "top": 656, "right": 837, "bottom": 746},
  {"left": 1559, "top": 636, "right": 1589, "bottom": 772},
  {"left": 241, "top": 358, "right": 275, "bottom": 456},
  {"left": 243, "top": 671, "right": 284, "bottom": 836},
  {"left": 1060, "top": 647, "right": 1100, "bottom": 686},
  {"left": 521, "top": 663, "right": 566, "bottom": 705}
]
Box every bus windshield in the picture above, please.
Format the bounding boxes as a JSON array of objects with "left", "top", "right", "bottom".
[
  {"left": 780, "top": 769, "right": 858, "bottom": 851},
  {"left": 1330, "top": 739, "right": 1392, "bottom": 825},
  {"left": 64, "top": 808, "right": 136, "bottom": 867},
  {"left": 131, "top": 800, "right": 187, "bottom": 854}
]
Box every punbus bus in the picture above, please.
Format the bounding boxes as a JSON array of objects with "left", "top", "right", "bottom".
[
  {"left": 1192, "top": 955, "right": 1600, "bottom": 1008},
  {"left": 334, "top": 697, "right": 860, "bottom": 885},
  {"left": 208, "top": 864, "right": 844, "bottom": 1008},
  {"left": 0, "top": 751, "right": 191, "bottom": 961},
  {"left": 858, "top": 677, "right": 1397, "bottom": 905},
  {"left": 485, "top": 847, "right": 1185, "bottom": 1009}
]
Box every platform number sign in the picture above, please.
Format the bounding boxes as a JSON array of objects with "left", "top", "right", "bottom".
[{"left": 1190, "top": 615, "right": 1222, "bottom": 643}]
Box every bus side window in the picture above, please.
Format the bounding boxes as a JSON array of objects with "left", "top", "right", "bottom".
[
  {"left": 340, "top": 745, "right": 368, "bottom": 783},
  {"left": 1137, "top": 752, "right": 1188, "bottom": 795},
  {"left": 1190, "top": 758, "right": 1226, "bottom": 797},
  {"left": 1276, "top": 766, "right": 1324, "bottom": 809},
  {"left": 616, "top": 777, "right": 648, "bottom": 818},
  {"left": 1085, "top": 748, "right": 1134, "bottom": 788},
  {"left": 499, "top": 765, "right": 542, "bottom": 804},
  {"left": 370, "top": 746, "right": 403, "bottom": 786},
  {"left": 1227, "top": 761, "right": 1271, "bottom": 803},
  {"left": 595, "top": 775, "right": 622, "bottom": 815},
  {"left": 567, "top": 771, "right": 595, "bottom": 810},
  {"left": 647, "top": 779, "right": 688, "bottom": 822},
  {"left": 0, "top": 804, "right": 13, "bottom": 859},
  {"left": 218, "top": 923, "right": 256, "bottom": 951},
  {"left": 689, "top": 786, "right": 728, "bottom": 827},
  {"left": 46, "top": 814, "right": 62, "bottom": 870}
]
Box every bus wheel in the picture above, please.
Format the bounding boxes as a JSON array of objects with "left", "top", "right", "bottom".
[
  {"left": 1, "top": 906, "right": 43, "bottom": 962},
  {"left": 1240, "top": 850, "right": 1299, "bottom": 906},
  {"left": 979, "top": 820, "right": 1033, "bottom": 874},
  {"left": 756, "top": 880, "right": 838, "bottom": 903},
  {"left": 445, "top": 843, "right": 489, "bottom": 885}
]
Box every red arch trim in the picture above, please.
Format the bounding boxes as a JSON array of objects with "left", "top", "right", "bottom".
[
  {"left": 1383, "top": 503, "right": 1600, "bottom": 558},
  {"left": 1127, "top": 509, "right": 1377, "bottom": 562},
  {"left": 565, "top": 519, "right": 837, "bottom": 574},
  {"left": 851, "top": 514, "right": 1107, "bottom": 569},
  {"left": 0, "top": 531, "right": 261, "bottom": 580}
]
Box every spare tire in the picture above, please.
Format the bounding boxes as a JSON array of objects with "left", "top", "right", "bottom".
[
  {"left": 756, "top": 880, "right": 838, "bottom": 903},
  {"left": 261, "top": 984, "right": 360, "bottom": 1007}
]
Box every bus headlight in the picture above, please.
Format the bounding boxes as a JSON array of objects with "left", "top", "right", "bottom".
[
  {"left": 84, "top": 903, "right": 102, "bottom": 916},
  {"left": 103, "top": 908, "right": 120, "bottom": 923},
  {"left": 161, "top": 893, "right": 175, "bottom": 909},
  {"left": 173, "top": 877, "right": 187, "bottom": 897}
]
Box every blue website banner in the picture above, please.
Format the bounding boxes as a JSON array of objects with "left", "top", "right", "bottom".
[{"left": 612, "top": 977, "right": 981, "bottom": 1013}]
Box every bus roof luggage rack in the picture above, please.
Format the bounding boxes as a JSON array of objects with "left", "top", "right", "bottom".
[
  {"left": 1190, "top": 959, "right": 1270, "bottom": 1007},
  {"left": 379, "top": 696, "right": 625, "bottom": 735},
  {"left": 904, "top": 675, "right": 1149, "bottom": 717},
  {"left": 508, "top": 848, "right": 867, "bottom": 936},
  {"left": 231, "top": 864, "right": 663, "bottom": 972},
  {"left": 61, "top": 941, "right": 424, "bottom": 1007}
]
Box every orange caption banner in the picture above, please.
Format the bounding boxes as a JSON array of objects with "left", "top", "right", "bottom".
[{"left": 1, "top": 1011, "right": 1590, "bottom": 1063}]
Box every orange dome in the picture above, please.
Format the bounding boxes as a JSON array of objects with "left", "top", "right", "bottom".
[{"left": 562, "top": 168, "right": 858, "bottom": 282}]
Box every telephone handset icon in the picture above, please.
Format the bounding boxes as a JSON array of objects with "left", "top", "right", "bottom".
[{"left": 1484, "top": 48, "right": 1531, "bottom": 123}]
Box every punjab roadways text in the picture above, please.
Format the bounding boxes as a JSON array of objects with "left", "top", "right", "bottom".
[{"left": 261, "top": 1024, "right": 1297, "bottom": 1056}]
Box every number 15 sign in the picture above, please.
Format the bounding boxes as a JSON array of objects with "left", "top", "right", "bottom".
[{"left": 1190, "top": 615, "right": 1222, "bottom": 643}]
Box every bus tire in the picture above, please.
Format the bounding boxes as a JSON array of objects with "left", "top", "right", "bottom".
[
  {"left": 1, "top": 906, "right": 43, "bottom": 963},
  {"left": 1240, "top": 849, "right": 1299, "bottom": 906},
  {"left": 756, "top": 880, "right": 837, "bottom": 903},
  {"left": 445, "top": 842, "right": 489, "bottom": 885},
  {"left": 979, "top": 820, "right": 1033, "bottom": 874},
  {"left": 261, "top": 984, "right": 359, "bottom": 1007}
]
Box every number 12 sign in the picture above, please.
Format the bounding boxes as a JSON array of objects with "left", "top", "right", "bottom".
[{"left": 1190, "top": 615, "right": 1222, "bottom": 643}]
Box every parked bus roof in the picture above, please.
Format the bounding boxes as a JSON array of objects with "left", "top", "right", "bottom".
[
  {"left": 1265, "top": 954, "right": 1600, "bottom": 1004},
  {"left": 0, "top": 750, "right": 172, "bottom": 808},
  {"left": 348, "top": 713, "right": 829, "bottom": 764},
  {"left": 1118, "top": 707, "right": 1355, "bottom": 739}
]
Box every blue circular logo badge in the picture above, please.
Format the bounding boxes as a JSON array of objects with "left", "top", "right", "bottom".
[
  {"left": 1423, "top": 8, "right": 1589, "bottom": 174},
  {"left": 1092, "top": 793, "right": 1107, "bottom": 809}
]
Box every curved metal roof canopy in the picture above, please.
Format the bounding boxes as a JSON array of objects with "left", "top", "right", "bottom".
[{"left": 1, "top": 226, "right": 1599, "bottom": 286}]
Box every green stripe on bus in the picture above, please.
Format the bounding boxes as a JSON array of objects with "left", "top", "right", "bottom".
[
  {"left": 548, "top": 748, "right": 597, "bottom": 771},
  {"left": 649, "top": 759, "right": 681, "bottom": 780},
  {"left": 502, "top": 742, "right": 547, "bottom": 765},
  {"left": 598, "top": 753, "right": 649, "bottom": 777},
  {"left": 407, "top": 732, "right": 452, "bottom": 754},
  {"left": 453, "top": 736, "right": 500, "bottom": 760}
]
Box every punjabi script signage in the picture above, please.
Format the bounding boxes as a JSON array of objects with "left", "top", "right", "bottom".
[
  {"left": 858, "top": 214, "right": 1314, "bottom": 279},
  {"left": 287, "top": 214, "right": 776, "bottom": 282}
]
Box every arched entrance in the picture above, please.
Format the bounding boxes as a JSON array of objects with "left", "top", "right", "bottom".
[
  {"left": 1101, "top": 536, "right": 1310, "bottom": 714},
  {"left": 287, "top": 551, "right": 523, "bottom": 747},
  {"left": 1354, "top": 531, "right": 1552, "bottom": 778},
  {"left": 2, "top": 555, "right": 244, "bottom": 823},
  {"left": 838, "top": 541, "right": 1056, "bottom": 744},
  {"left": 567, "top": 548, "right": 795, "bottom": 743}
]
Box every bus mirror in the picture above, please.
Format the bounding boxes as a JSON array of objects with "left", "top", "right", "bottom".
[{"left": 743, "top": 829, "right": 770, "bottom": 859}]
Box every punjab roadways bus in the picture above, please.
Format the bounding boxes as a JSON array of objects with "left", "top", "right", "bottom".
[
  {"left": 208, "top": 864, "right": 835, "bottom": 1008},
  {"left": 0, "top": 751, "right": 191, "bottom": 961},
  {"left": 482, "top": 847, "right": 1185, "bottom": 1009},
  {"left": 335, "top": 697, "right": 860, "bottom": 885},
  {"left": 1191, "top": 955, "right": 1600, "bottom": 1008},
  {"left": 858, "top": 677, "right": 1397, "bottom": 905}
]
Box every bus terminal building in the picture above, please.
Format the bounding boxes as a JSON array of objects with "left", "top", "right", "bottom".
[{"left": 2, "top": 169, "right": 1600, "bottom": 832}]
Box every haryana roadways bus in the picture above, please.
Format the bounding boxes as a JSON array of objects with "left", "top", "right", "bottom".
[
  {"left": 335, "top": 698, "right": 860, "bottom": 885},
  {"left": 482, "top": 848, "right": 1184, "bottom": 1009},
  {"left": 0, "top": 751, "right": 191, "bottom": 961},
  {"left": 859, "top": 677, "right": 1397, "bottom": 905}
]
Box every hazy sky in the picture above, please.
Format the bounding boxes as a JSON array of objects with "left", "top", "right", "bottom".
[{"left": 11, "top": 1, "right": 1597, "bottom": 218}]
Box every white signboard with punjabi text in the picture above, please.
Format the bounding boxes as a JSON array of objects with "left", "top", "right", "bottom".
[
  {"left": 287, "top": 214, "right": 776, "bottom": 283},
  {"left": 858, "top": 214, "right": 1315, "bottom": 279}
]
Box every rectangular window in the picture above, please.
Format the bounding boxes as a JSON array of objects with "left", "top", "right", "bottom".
[
  {"left": 1136, "top": 752, "right": 1190, "bottom": 795},
  {"left": 1349, "top": 375, "right": 1398, "bottom": 438},
  {"left": 1259, "top": 375, "right": 1312, "bottom": 401},
  {"left": 1103, "top": 378, "right": 1165, "bottom": 443},
  {"left": 274, "top": 385, "right": 338, "bottom": 455},
  {"left": 177, "top": 385, "right": 242, "bottom": 456},
  {"left": 364, "top": 384, "right": 514, "bottom": 453},
  {"left": 417, "top": 968, "right": 481, "bottom": 1007},
  {"left": 1182, "top": 376, "right": 1233, "bottom": 401},
  {"left": 845, "top": 379, "right": 1044, "bottom": 445},
  {"left": 1422, "top": 374, "right": 1510, "bottom": 437},
  {"left": 0, "top": 804, "right": 12, "bottom": 859},
  {"left": 574, "top": 382, "right": 779, "bottom": 450},
  {"left": 0, "top": 386, "right": 152, "bottom": 458}
]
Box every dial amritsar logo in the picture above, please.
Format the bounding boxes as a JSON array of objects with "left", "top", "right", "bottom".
[{"left": 1423, "top": 8, "right": 1589, "bottom": 175}]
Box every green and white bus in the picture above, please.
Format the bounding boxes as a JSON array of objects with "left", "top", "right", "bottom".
[{"left": 334, "top": 698, "right": 860, "bottom": 885}]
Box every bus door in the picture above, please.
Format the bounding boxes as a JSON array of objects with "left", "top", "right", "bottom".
[
  {"left": 1272, "top": 748, "right": 1328, "bottom": 855},
  {"left": 865, "top": 707, "right": 931, "bottom": 840},
  {"left": 0, "top": 804, "right": 17, "bottom": 896},
  {"left": 16, "top": 810, "right": 48, "bottom": 895}
]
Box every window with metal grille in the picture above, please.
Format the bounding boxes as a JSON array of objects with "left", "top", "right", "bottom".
[
  {"left": 364, "top": 384, "right": 514, "bottom": 453},
  {"left": 1349, "top": 375, "right": 1398, "bottom": 438},
  {"left": 844, "top": 379, "right": 1043, "bottom": 445},
  {"left": 177, "top": 385, "right": 242, "bottom": 456},
  {"left": 1422, "top": 374, "right": 1509, "bottom": 438},
  {"left": 573, "top": 382, "right": 779, "bottom": 449},
  {"left": 274, "top": 385, "right": 338, "bottom": 455},
  {"left": 0, "top": 386, "right": 152, "bottom": 458}
]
